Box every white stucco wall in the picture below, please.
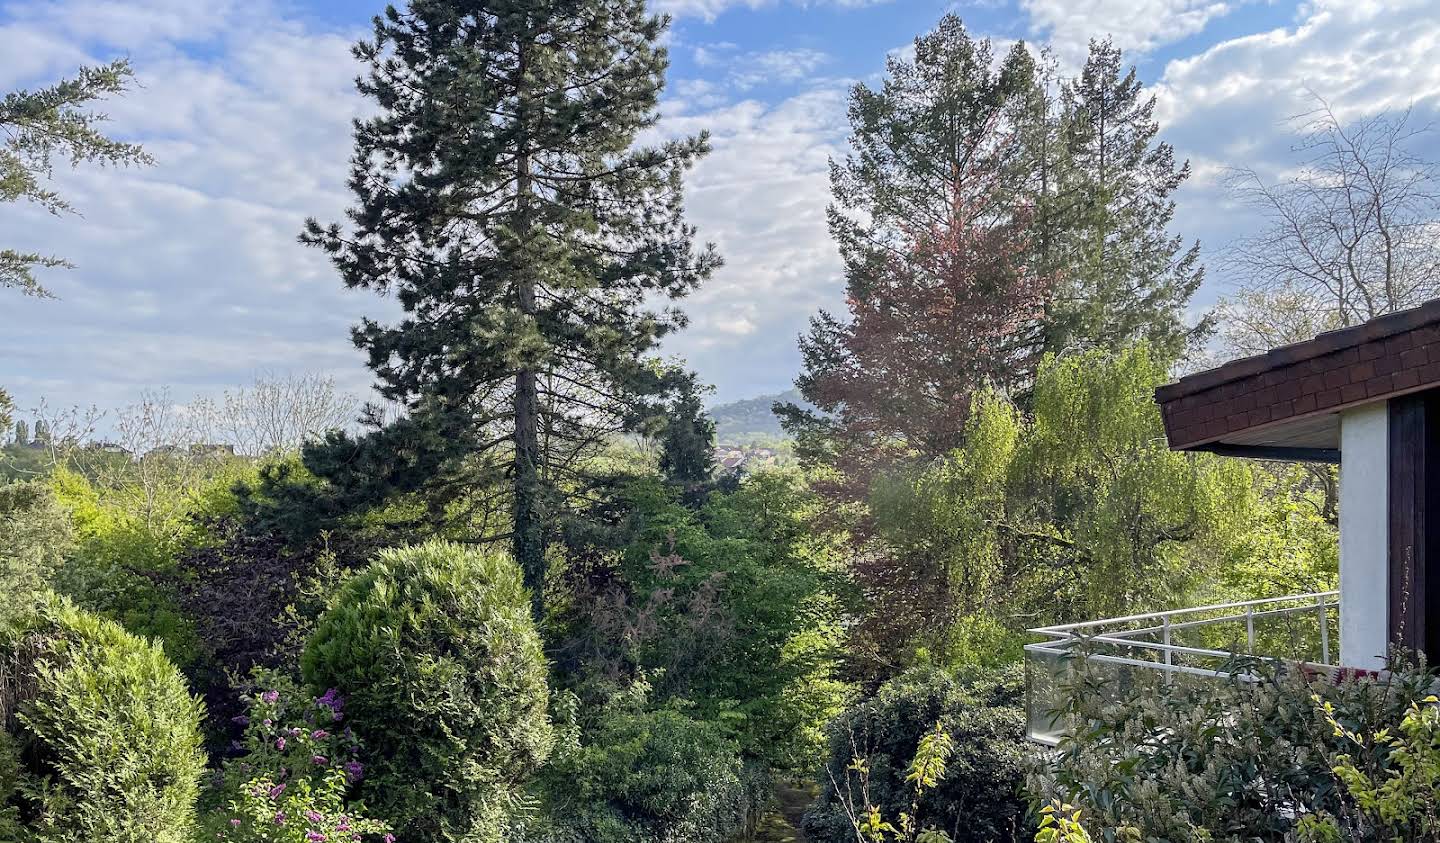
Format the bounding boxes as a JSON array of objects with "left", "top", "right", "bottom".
[{"left": 1339, "top": 402, "right": 1389, "bottom": 670}]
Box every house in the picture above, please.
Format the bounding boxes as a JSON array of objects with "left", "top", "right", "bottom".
[{"left": 1026, "top": 300, "right": 1440, "bottom": 743}]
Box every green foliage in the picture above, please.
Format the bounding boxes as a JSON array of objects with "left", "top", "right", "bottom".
[
  {"left": 0, "top": 594, "right": 206, "bottom": 843},
  {"left": 48, "top": 462, "right": 251, "bottom": 668},
  {"left": 0, "top": 481, "right": 72, "bottom": 623},
  {"left": 2, "top": 60, "right": 152, "bottom": 297},
  {"left": 1302, "top": 693, "right": 1440, "bottom": 841},
  {"left": 302, "top": 541, "right": 554, "bottom": 843},
  {"left": 535, "top": 688, "right": 752, "bottom": 843},
  {"left": 863, "top": 344, "right": 1325, "bottom": 664},
  {"left": 299, "top": 0, "right": 718, "bottom": 613},
  {"left": 560, "top": 470, "right": 848, "bottom": 772},
  {"left": 804, "top": 666, "right": 1032, "bottom": 843},
  {"left": 1032, "top": 656, "right": 1438, "bottom": 841},
  {"left": 204, "top": 670, "right": 389, "bottom": 843}
]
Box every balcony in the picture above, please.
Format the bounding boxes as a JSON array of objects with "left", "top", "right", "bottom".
[{"left": 1024, "top": 591, "right": 1340, "bottom": 745}]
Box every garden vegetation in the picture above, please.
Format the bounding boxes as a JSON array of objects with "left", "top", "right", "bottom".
[{"left": 2, "top": 2, "right": 1439, "bottom": 843}]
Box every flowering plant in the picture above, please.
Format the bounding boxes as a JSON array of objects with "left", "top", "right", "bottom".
[{"left": 208, "top": 670, "right": 391, "bottom": 843}]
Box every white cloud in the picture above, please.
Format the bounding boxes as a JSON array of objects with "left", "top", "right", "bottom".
[
  {"left": 656, "top": 0, "right": 890, "bottom": 23},
  {"left": 1150, "top": 0, "right": 1440, "bottom": 306},
  {"left": 658, "top": 87, "right": 850, "bottom": 395},
  {"left": 1021, "top": 0, "right": 1243, "bottom": 63}
]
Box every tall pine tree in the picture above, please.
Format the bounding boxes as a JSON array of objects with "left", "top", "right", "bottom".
[
  {"left": 780, "top": 16, "right": 1047, "bottom": 477},
  {"left": 1041, "top": 38, "right": 1207, "bottom": 359},
  {"left": 300, "top": 0, "right": 718, "bottom": 615}
]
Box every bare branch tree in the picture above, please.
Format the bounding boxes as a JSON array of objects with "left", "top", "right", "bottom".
[
  {"left": 196, "top": 371, "right": 357, "bottom": 457},
  {"left": 1225, "top": 97, "right": 1440, "bottom": 331}
]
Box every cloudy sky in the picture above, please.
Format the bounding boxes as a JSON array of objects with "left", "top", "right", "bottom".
[{"left": 2, "top": 0, "right": 1439, "bottom": 419}]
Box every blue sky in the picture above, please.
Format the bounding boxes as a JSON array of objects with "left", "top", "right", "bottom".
[{"left": 2, "top": 0, "right": 1439, "bottom": 421}]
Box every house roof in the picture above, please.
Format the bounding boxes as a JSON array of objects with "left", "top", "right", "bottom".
[{"left": 1156, "top": 299, "right": 1440, "bottom": 458}]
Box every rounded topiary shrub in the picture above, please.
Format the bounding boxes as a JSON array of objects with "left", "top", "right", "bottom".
[
  {"left": 302, "top": 541, "right": 554, "bottom": 843},
  {"left": 0, "top": 594, "right": 206, "bottom": 843}
]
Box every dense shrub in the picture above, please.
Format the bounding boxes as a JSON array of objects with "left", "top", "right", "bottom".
[
  {"left": 558, "top": 471, "right": 848, "bottom": 773},
  {"left": 302, "top": 541, "right": 554, "bottom": 843},
  {"left": 804, "top": 665, "right": 1032, "bottom": 843},
  {"left": 534, "top": 693, "right": 754, "bottom": 843},
  {"left": 0, "top": 481, "right": 72, "bottom": 623},
  {"left": 1030, "top": 655, "right": 1437, "bottom": 841},
  {"left": 0, "top": 594, "right": 207, "bottom": 843},
  {"left": 203, "top": 670, "right": 389, "bottom": 843}
]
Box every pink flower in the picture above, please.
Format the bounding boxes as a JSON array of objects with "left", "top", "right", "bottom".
[
  {"left": 268, "top": 783, "right": 286, "bottom": 800},
  {"left": 275, "top": 737, "right": 287, "bottom": 750},
  {"left": 229, "top": 818, "right": 242, "bottom": 827},
  {"left": 261, "top": 690, "right": 279, "bottom": 704},
  {"left": 311, "top": 729, "right": 329, "bottom": 740},
  {"left": 311, "top": 755, "right": 329, "bottom": 766}
]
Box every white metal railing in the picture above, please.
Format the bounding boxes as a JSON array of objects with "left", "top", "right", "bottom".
[{"left": 1024, "top": 591, "right": 1340, "bottom": 745}]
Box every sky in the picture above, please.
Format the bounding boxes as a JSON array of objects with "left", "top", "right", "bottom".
[{"left": 2, "top": 0, "right": 1439, "bottom": 421}]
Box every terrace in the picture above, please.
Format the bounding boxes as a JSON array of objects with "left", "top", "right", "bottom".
[{"left": 1026, "top": 300, "right": 1440, "bottom": 743}]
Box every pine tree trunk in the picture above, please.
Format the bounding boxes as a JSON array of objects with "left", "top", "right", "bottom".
[{"left": 512, "top": 36, "right": 546, "bottom": 620}]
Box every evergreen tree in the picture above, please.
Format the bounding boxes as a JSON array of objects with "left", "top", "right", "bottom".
[
  {"left": 32, "top": 419, "right": 50, "bottom": 445},
  {"left": 658, "top": 372, "right": 717, "bottom": 491},
  {"left": 780, "top": 15, "right": 1046, "bottom": 477},
  {"left": 2, "top": 60, "right": 151, "bottom": 297},
  {"left": 13, "top": 418, "right": 28, "bottom": 446},
  {"left": 300, "top": 0, "right": 717, "bottom": 615},
  {"left": 1041, "top": 39, "right": 1207, "bottom": 359},
  {"left": 0, "top": 392, "right": 11, "bottom": 438}
]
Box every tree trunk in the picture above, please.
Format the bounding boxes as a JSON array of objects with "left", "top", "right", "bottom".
[{"left": 512, "top": 36, "right": 546, "bottom": 620}]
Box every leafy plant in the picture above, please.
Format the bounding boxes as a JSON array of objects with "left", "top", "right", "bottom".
[
  {"left": 804, "top": 666, "right": 1031, "bottom": 843},
  {"left": 204, "top": 670, "right": 388, "bottom": 843},
  {"left": 1031, "top": 653, "right": 1437, "bottom": 841},
  {"left": 533, "top": 685, "right": 753, "bottom": 843},
  {"left": 0, "top": 594, "right": 206, "bottom": 843},
  {"left": 302, "top": 541, "right": 554, "bottom": 843}
]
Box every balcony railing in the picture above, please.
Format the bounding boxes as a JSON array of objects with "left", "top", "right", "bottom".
[{"left": 1023, "top": 591, "right": 1340, "bottom": 745}]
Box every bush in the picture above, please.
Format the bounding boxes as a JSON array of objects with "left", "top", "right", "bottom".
[
  {"left": 1030, "top": 655, "right": 1437, "bottom": 841},
  {"left": 533, "top": 685, "right": 755, "bottom": 843},
  {"left": 0, "top": 481, "right": 72, "bottom": 623},
  {"left": 804, "top": 665, "right": 1032, "bottom": 843},
  {"left": 302, "top": 541, "right": 554, "bottom": 843},
  {"left": 0, "top": 594, "right": 207, "bottom": 843},
  {"left": 203, "top": 670, "right": 389, "bottom": 843}
]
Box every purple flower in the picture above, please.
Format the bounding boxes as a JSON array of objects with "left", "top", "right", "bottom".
[
  {"left": 268, "top": 783, "right": 286, "bottom": 800},
  {"left": 311, "top": 755, "right": 329, "bottom": 766},
  {"left": 316, "top": 688, "right": 345, "bottom": 717},
  {"left": 305, "top": 810, "right": 323, "bottom": 823},
  {"left": 311, "top": 729, "right": 329, "bottom": 740},
  {"left": 261, "top": 690, "right": 279, "bottom": 704},
  {"left": 384, "top": 834, "right": 396, "bottom": 843},
  {"left": 344, "top": 760, "right": 364, "bottom": 783},
  {"left": 232, "top": 715, "right": 250, "bottom": 726},
  {"left": 275, "top": 737, "right": 287, "bottom": 751},
  {"left": 230, "top": 818, "right": 242, "bottom": 827},
  {"left": 306, "top": 834, "right": 327, "bottom": 842},
  {"left": 274, "top": 811, "right": 287, "bottom": 826}
]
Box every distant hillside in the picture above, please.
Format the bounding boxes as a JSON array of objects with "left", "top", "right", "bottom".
[{"left": 708, "top": 388, "right": 812, "bottom": 443}]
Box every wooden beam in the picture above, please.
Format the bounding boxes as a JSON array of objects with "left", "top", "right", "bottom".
[
  {"left": 1195, "top": 444, "right": 1341, "bottom": 464},
  {"left": 1387, "top": 391, "right": 1440, "bottom": 659}
]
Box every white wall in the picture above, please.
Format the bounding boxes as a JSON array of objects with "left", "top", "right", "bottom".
[{"left": 1339, "top": 402, "right": 1389, "bottom": 670}]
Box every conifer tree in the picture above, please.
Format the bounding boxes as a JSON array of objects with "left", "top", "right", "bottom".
[
  {"left": 2, "top": 60, "right": 151, "bottom": 298},
  {"left": 1041, "top": 39, "right": 1207, "bottom": 359},
  {"left": 10, "top": 417, "right": 25, "bottom": 446},
  {"left": 657, "top": 372, "right": 717, "bottom": 491},
  {"left": 780, "top": 15, "right": 1046, "bottom": 476},
  {"left": 300, "top": 0, "right": 717, "bottom": 615}
]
